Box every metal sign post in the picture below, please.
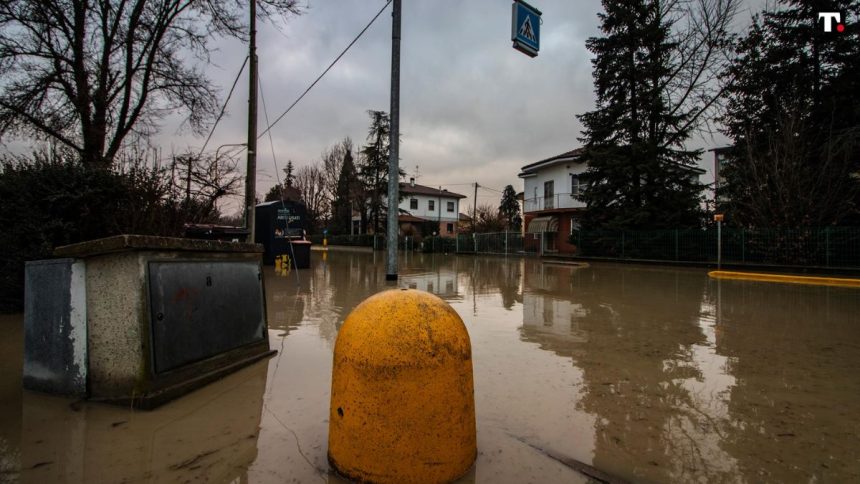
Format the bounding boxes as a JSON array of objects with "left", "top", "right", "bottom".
[
  {"left": 715, "top": 213, "right": 724, "bottom": 269},
  {"left": 511, "top": 0, "right": 541, "bottom": 57}
]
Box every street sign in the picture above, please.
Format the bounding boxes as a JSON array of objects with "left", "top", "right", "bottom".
[
  {"left": 511, "top": 0, "right": 541, "bottom": 57},
  {"left": 714, "top": 214, "right": 724, "bottom": 222}
]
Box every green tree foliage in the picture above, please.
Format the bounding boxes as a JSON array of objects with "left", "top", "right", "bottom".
[
  {"left": 357, "top": 110, "right": 403, "bottom": 234},
  {"left": 265, "top": 161, "right": 304, "bottom": 203},
  {"left": 498, "top": 184, "right": 522, "bottom": 231},
  {"left": 0, "top": 153, "right": 170, "bottom": 310},
  {"left": 0, "top": 147, "right": 241, "bottom": 311},
  {"left": 578, "top": 0, "right": 736, "bottom": 229},
  {"left": 264, "top": 184, "right": 284, "bottom": 202},
  {"left": 284, "top": 160, "right": 295, "bottom": 188},
  {"left": 0, "top": 0, "right": 302, "bottom": 168},
  {"left": 474, "top": 203, "right": 506, "bottom": 233},
  {"left": 720, "top": 1, "right": 860, "bottom": 226},
  {"left": 331, "top": 146, "right": 361, "bottom": 235}
]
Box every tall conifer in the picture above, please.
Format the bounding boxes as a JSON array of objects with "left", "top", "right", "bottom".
[{"left": 578, "top": 0, "right": 706, "bottom": 229}]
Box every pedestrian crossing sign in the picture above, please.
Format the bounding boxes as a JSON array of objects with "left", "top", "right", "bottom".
[{"left": 512, "top": 0, "right": 541, "bottom": 57}]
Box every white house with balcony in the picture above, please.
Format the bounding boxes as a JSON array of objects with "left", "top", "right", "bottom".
[
  {"left": 518, "top": 148, "right": 587, "bottom": 253},
  {"left": 519, "top": 147, "right": 706, "bottom": 254}
]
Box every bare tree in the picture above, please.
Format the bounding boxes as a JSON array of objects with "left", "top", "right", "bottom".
[
  {"left": 320, "top": 138, "right": 353, "bottom": 218},
  {"left": 171, "top": 150, "right": 243, "bottom": 222},
  {"left": 724, "top": 113, "right": 859, "bottom": 227},
  {"left": 294, "top": 163, "right": 327, "bottom": 231},
  {"left": 661, "top": 0, "right": 740, "bottom": 142},
  {"left": 474, "top": 203, "right": 506, "bottom": 233},
  {"left": 0, "top": 0, "right": 301, "bottom": 168}
]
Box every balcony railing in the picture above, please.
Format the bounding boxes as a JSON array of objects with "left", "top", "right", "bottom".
[{"left": 524, "top": 192, "right": 585, "bottom": 212}]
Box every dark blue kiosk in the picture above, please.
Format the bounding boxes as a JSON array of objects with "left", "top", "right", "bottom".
[{"left": 255, "top": 200, "right": 312, "bottom": 268}]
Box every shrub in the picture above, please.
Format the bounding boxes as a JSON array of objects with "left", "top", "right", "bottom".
[{"left": 0, "top": 156, "right": 182, "bottom": 311}]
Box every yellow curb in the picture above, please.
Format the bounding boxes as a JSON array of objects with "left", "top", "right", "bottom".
[
  {"left": 542, "top": 260, "right": 590, "bottom": 268},
  {"left": 708, "top": 270, "right": 860, "bottom": 288}
]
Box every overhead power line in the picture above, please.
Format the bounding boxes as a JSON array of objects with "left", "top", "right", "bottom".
[
  {"left": 259, "top": 80, "right": 282, "bottom": 186},
  {"left": 257, "top": 0, "right": 393, "bottom": 140},
  {"left": 198, "top": 56, "right": 249, "bottom": 157}
]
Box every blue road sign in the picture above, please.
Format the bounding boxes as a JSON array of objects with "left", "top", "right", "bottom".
[{"left": 511, "top": 0, "right": 541, "bottom": 57}]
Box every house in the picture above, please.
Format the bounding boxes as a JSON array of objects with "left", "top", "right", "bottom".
[
  {"left": 519, "top": 148, "right": 707, "bottom": 254},
  {"left": 518, "top": 148, "right": 587, "bottom": 253},
  {"left": 398, "top": 179, "right": 467, "bottom": 237}
]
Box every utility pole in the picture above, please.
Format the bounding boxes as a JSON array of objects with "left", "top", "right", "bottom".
[
  {"left": 244, "top": 0, "right": 258, "bottom": 243},
  {"left": 438, "top": 186, "right": 442, "bottom": 227},
  {"left": 472, "top": 182, "right": 479, "bottom": 233},
  {"left": 385, "top": 0, "right": 401, "bottom": 281}
]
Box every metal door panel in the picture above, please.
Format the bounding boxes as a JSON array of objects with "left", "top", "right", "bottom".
[{"left": 148, "top": 261, "right": 265, "bottom": 373}]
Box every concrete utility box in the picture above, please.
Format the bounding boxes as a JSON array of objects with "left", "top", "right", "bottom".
[{"left": 23, "top": 235, "right": 275, "bottom": 408}]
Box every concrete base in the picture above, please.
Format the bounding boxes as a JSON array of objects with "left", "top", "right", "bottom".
[
  {"left": 24, "top": 235, "right": 274, "bottom": 409},
  {"left": 101, "top": 346, "right": 276, "bottom": 410}
]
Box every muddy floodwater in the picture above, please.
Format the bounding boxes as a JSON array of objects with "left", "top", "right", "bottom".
[{"left": 2, "top": 250, "right": 860, "bottom": 483}]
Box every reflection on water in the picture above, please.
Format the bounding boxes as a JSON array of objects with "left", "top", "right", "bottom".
[
  {"left": 21, "top": 361, "right": 268, "bottom": 483},
  {"left": 0, "top": 314, "right": 22, "bottom": 483},
  {"left": 2, "top": 250, "right": 859, "bottom": 483}
]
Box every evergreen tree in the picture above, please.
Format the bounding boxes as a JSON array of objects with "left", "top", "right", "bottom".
[
  {"left": 357, "top": 110, "right": 404, "bottom": 234},
  {"left": 284, "top": 160, "right": 295, "bottom": 188},
  {"left": 264, "top": 184, "right": 283, "bottom": 202},
  {"left": 577, "top": 0, "right": 710, "bottom": 229},
  {"left": 499, "top": 184, "right": 522, "bottom": 231},
  {"left": 331, "top": 148, "right": 360, "bottom": 234},
  {"left": 720, "top": 1, "right": 860, "bottom": 226}
]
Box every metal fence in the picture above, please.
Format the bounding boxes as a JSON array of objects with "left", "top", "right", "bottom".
[
  {"left": 307, "top": 234, "right": 431, "bottom": 251},
  {"left": 310, "top": 227, "right": 860, "bottom": 268},
  {"left": 571, "top": 227, "right": 860, "bottom": 268}
]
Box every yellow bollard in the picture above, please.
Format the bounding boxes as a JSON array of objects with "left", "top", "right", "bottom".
[{"left": 328, "top": 289, "right": 476, "bottom": 483}]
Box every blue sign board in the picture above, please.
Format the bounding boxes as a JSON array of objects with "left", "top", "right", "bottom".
[{"left": 511, "top": 0, "right": 541, "bottom": 57}]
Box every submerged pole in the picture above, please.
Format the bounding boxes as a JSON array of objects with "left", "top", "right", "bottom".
[{"left": 386, "top": 0, "right": 401, "bottom": 281}]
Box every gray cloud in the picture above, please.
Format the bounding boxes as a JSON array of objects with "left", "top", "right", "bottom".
[{"left": 8, "top": 0, "right": 765, "bottom": 214}]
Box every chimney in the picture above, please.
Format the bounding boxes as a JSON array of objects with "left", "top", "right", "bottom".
[{"left": 410, "top": 177, "right": 415, "bottom": 187}]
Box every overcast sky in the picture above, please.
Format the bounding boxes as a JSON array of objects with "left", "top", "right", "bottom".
[{"left": 12, "top": 0, "right": 765, "bottom": 215}]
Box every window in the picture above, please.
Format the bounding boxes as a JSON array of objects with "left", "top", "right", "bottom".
[
  {"left": 447, "top": 223, "right": 454, "bottom": 233},
  {"left": 428, "top": 200, "right": 435, "bottom": 211},
  {"left": 410, "top": 198, "right": 418, "bottom": 210},
  {"left": 447, "top": 201, "right": 454, "bottom": 212},
  {"left": 570, "top": 174, "right": 581, "bottom": 197}
]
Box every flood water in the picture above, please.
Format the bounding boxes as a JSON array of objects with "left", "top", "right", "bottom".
[{"left": 1, "top": 249, "right": 859, "bottom": 483}]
